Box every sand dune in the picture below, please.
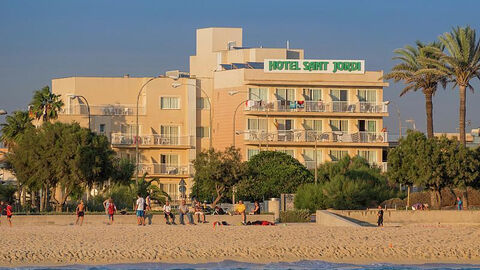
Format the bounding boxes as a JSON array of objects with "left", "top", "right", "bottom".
[{"left": 1, "top": 222, "right": 480, "bottom": 267}]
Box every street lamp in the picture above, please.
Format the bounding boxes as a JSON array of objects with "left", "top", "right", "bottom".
[
  {"left": 0, "top": 109, "right": 7, "bottom": 115},
  {"left": 228, "top": 90, "right": 269, "bottom": 149},
  {"left": 135, "top": 76, "right": 161, "bottom": 185},
  {"left": 70, "top": 95, "right": 91, "bottom": 130},
  {"left": 171, "top": 82, "right": 212, "bottom": 149},
  {"left": 405, "top": 119, "right": 416, "bottom": 131},
  {"left": 384, "top": 101, "right": 402, "bottom": 138}
]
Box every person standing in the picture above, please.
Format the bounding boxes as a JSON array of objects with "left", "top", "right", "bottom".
[
  {"left": 75, "top": 200, "right": 85, "bottom": 226},
  {"left": 236, "top": 200, "right": 247, "bottom": 225},
  {"left": 107, "top": 198, "right": 116, "bottom": 225},
  {"left": 103, "top": 197, "right": 111, "bottom": 218},
  {"left": 457, "top": 197, "right": 463, "bottom": 210},
  {"left": 135, "top": 194, "right": 145, "bottom": 226},
  {"left": 6, "top": 202, "right": 13, "bottom": 227},
  {"left": 377, "top": 205, "right": 384, "bottom": 227},
  {"left": 145, "top": 194, "right": 151, "bottom": 212}
]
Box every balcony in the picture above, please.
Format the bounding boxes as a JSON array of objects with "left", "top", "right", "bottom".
[
  {"left": 137, "top": 163, "right": 192, "bottom": 176},
  {"left": 243, "top": 130, "right": 388, "bottom": 144},
  {"left": 61, "top": 104, "right": 145, "bottom": 116},
  {"left": 245, "top": 100, "right": 387, "bottom": 114},
  {"left": 111, "top": 133, "right": 193, "bottom": 148}
]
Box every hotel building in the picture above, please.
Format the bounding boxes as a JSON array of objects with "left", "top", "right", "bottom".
[{"left": 54, "top": 27, "right": 389, "bottom": 201}]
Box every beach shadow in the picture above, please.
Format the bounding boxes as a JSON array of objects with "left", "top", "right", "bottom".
[{"left": 331, "top": 213, "right": 377, "bottom": 227}]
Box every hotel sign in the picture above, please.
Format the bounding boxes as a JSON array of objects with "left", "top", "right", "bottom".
[{"left": 264, "top": 59, "right": 365, "bottom": 74}]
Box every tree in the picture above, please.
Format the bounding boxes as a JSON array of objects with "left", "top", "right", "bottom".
[
  {"left": 236, "top": 151, "right": 313, "bottom": 201},
  {"left": 422, "top": 26, "right": 480, "bottom": 145},
  {"left": 384, "top": 41, "right": 447, "bottom": 138},
  {"left": 133, "top": 173, "right": 170, "bottom": 205},
  {"left": 191, "top": 146, "right": 246, "bottom": 207},
  {"left": 0, "top": 111, "right": 34, "bottom": 147},
  {"left": 29, "top": 86, "right": 64, "bottom": 122}
]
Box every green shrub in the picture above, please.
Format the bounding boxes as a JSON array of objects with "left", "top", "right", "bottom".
[
  {"left": 279, "top": 209, "right": 311, "bottom": 223},
  {"left": 294, "top": 183, "right": 327, "bottom": 212}
]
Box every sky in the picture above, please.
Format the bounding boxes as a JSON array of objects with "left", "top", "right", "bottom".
[{"left": 1, "top": 0, "right": 480, "bottom": 135}]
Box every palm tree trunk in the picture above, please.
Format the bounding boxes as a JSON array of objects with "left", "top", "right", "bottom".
[
  {"left": 459, "top": 85, "right": 466, "bottom": 145},
  {"left": 424, "top": 90, "right": 434, "bottom": 138}
]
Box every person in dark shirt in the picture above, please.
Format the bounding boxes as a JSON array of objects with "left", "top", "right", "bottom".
[{"left": 377, "top": 205, "right": 384, "bottom": 227}]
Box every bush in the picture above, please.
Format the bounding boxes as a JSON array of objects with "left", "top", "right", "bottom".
[
  {"left": 279, "top": 209, "right": 311, "bottom": 223},
  {"left": 294, "top": 183, "right": 327, "bottom": 212}
]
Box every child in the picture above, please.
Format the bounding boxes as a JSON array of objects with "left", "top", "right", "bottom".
[
  {"left": 108, "top": 198, "right": 116, "bottom": 225},
  {"left": 6, "top": 202, "right": 13, "bottom": 227},
  {"left": 75, "top": 200, "right": 85, "bottom": 226}
]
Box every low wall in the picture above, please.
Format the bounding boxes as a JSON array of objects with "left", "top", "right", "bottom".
[
  {"left": 5, "top": 214, "right": 274, "bottom": 226},
  {"left": 316, "top": 210, "right": 361, "bottom": 227},
  {"left": 330, "top": 210, "right": 480, "bottom": 225}
]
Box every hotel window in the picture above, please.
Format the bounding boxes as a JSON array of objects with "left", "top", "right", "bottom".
[
  {"left": 303, "top": 149, "right": 322, "bottom": 169},
  {"left": 358, "top": 120, "right": 376, "bottom": 133},
  {"left": 120, "top": 124, "right": 137, "bottom": 135},
  {"left": 196, "top": 97, "right": 210, "bottom": 110},
  {"left": 358, "top": 150, "right": 377, "bottom": 164},
  {"left": 303, "top": 89, "right": 322, "bottom": 101},
  {"left": 99, "top": 124, "right": 106, "bottom": 134},
  {"left": 304, "top": 119, "right": 322, "bottom": 132},
  {"left": 249, "top": 88, "right": 268, "bottom": 101},
  {"left": 161, "top": 125, "right": 180, "bottom": 144},
  {"left": 160, "top": 97, "right": 180, "bottom": 109},
  {"left": 196, "top": 126, "right": 210, "bottom": 138},
  {"left": 247, "top": 118, "right": 267, "bottom": 131},
  {"left": 162, "top": 183, "right": 179, "bottom": 201},
  {"left": 329, "top": 150, "right": 348, "bottom": 161},
  {"left": 247, "top": 149, "right": 260, "bottom": 160},
  {"left": 329, "top": 120, "right": 348, "bottom": 132},
  {"left": 330, "top": 89, "right": 348, "bottom": 112},
  {"left": 276, "top": 88, "right": 295, "bottom": 101},
  {"left": 276, "top": 149, "right": 295, "bottom": 158},
  {"left": 358, "top": 90, "right": 377, "bottom": 103}
]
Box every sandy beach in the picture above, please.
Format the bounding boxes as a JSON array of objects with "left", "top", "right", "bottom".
[{"left": 1, "top": 221, "right": 480, "bottom": 267}]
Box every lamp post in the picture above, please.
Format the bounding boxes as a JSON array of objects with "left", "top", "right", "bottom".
[
  {"left": 135, "top": 76, "right": 161, "bottom": 185},
  {"left": 228, "top": 91, "right": 268, "bottom": 149},
  {"left": 70, "top": 95, "right": 91, "bottom": 130},
  {"left": 172, "top": 82, "right": 212, "bottom": 149},
  {"left": 0, "top": 109, "right": 7, "bottom": 115}
]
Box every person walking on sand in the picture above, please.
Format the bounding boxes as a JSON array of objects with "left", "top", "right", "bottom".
[
  {"left": 457, "top": 197, "right": 463, "bottom": 210},
  {"left": 6, "top": 201, "right": 13, "bottom": 227},
  {"left": 103, "top": 197, "right": 111, "bottom": 218},
  {"left": 135, "top": 194, "right": 145, "bottom": 226},
  {"left": 235, "top": 200, "right": 247, "bottom": 225},
  {"left": 163, "top": 201, "right": 176, "bottom": 225},
  {"left": 107, "top": 198, "right": 116, "bottom": 225},
  {"left": 75, "top": 200, "right": 85, "bottom": 226},
  {"left": 377, "top": 205, "right": 384, "bottom": 227}
]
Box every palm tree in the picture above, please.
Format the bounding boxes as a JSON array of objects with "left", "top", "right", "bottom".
[
  {"left": 0, "top": 111, "right": 34, "bottom": 147},
  {"left": 421, "top": 26, "right": 480, "bottom": 145},
  {"left": 29, "top": 86, "right": 64, "bottom": 122},
  {"left": 384, "top": 41, "right": 447, "bottom": 138}
]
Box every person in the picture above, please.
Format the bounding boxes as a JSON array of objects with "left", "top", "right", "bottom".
[
  {"left": 135, "top": 194, "right": 145, "bottom": 226},
  {"left": 163, "top": 201, "right": 176, "bottom": 225},
  {"left": 75, "top": 200, "right": 85, "bottom": 226},
  {"left": 6, "top": 202, "right": 13, "bottom": 227},
  {"left": 103, "top": 197, "right": 111, "bottom": 218},
  {"left": 0, "top": 201, "right": 3, "bottom": 226},
  {"left": 250, "top": 201, "right": 260, "bottom": 215},
  {"left": 235, "top": 200, "right": 247, "bottom": 225},
  {"left": 194, "top": 201, "right": 206, "bottom": 223},
  {"left": 457, "top": 197, "right": 463, "bottom": 210},
  {"left": 377, "top": 205, "right": 384, "bottom": 227},
  {"left": 145, "top": 194, "right": 151, "bottom": 212},
  {"left": 107, "top": 198, "right": 116, "bottom": 225},
  {"left": 178, "top": 200, "right": 193, "bottom": 225}
]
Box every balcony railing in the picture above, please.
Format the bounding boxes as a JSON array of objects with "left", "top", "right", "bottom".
[
  {"left": 243, "top": 130, "right": 388, "bottom": 143},
  {"left": 111, "top": 133, "right": 193, "bottom": 147},
  {"left": 245, "top": 100, "right": 387, "bottom": 113},
  {"left": 137, "top": 163, "right": 192, "bottom": 176},
  {"left": 61, "top": 104, "right": 145, "bottom": 116}
]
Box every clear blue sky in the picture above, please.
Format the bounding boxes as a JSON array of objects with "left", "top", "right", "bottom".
[{"left": 1, "top": 0, "right": 480, "bottom": 134}]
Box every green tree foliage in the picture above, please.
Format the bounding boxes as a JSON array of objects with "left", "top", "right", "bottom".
[
  {"left": 0, "top": 184, "right": 16, "bottom": 203},
  {"left": 191, "top": 146, "right": 246, "bottom": 206},
  {"left": 295, "top": 156, "right": 395, "bottom": 211},
  {"left": 384, "top": 41, "right": 447, "bottom": 138},
  {"left": 29, "top": 86, "right": 64, "bottom": 122},
  {"left": 7, "top": 122, "right": 120, "bottom": 211},
  {"left": 236, "top": 151, "right": 313, "bottom": 201},
  {"left": 133, "top": 173, "right": 170, "bottom": 205},
  {"left": 0, "top": 111, "right": 34, "bottom": 147}
]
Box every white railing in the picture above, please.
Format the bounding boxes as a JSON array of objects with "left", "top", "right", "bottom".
[
  {"left": 243, "top": 130, "right": 388, "bottom": 143},
  {"left": 111, "top": 133, "right": 193, "bottom": 147},
  {"left": 245, "top": 100, "right": 388, "bottom": 113},
  {"left": 137, "top": 163, "right": 192, "bottom": 176},
  {"left": 61, "top": 104, "right": 145, "bottom": 116}
]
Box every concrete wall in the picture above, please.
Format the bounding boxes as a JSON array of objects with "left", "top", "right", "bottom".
[
  {"left": 6, "top": 214, "right": 274, "bottom": 226},
  {"left": 330, "top": 210, "right": 480, "bottom": 224},
  {"left": 316, "top": 210, "right": 361, "bottom": 227}
]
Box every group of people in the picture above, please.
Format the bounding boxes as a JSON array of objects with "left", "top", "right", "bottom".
[{"left": 0, "top": 201, "right": 13, "bottom": 227}]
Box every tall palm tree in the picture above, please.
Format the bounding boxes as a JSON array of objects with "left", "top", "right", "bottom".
[
  {"left": 0, "top": 111, "right": 34, "bottom": 147},
  {"left": 384, "top": 41, "right": 447, "bottom": 138},
  {"left": 421, "top": 26, "right": 480, "bottom": 145},
  {"left": 29, "top": 86, "right": 64, "bottom": 122}
]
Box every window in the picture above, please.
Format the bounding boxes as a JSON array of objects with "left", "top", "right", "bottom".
[
  {"left": 358, "top": 120, "right": 376, "bottom": 132},
  {"left": 161, "top": 125, "right": 180, "bottom": 144},
  {"left": 160, "top": 97, "right": 180, "bottom": 109},
  {"left": 276, "top": 149, "right": 295, "bottom": 157},
  {"left": 330, "top": 150, "right": 348, "bottom": 161},
  {"left": 120, "top": 124, "right": 137, "bottom": 135},
  {"left": 329, "top": 120, "right": 348, "bottom": 132},
  {"left": 276, "top": 88, "right": 295, "bottom": 101},
  {"left": 162, "top": 183, "right": 179, "bottom": 201},
  {"left": 358, "top": 90, "right": 377, "bottom": 103},
  {"left": 196, "top": 97, "right": 210, "bottom": 109},
  {"left": 330, "top": 89, "right": 348, "bottom": 101},
  {"left": 249, "top": 88, "right": 268, "bottom": 101},
  {"left": 247, "top": 149, "right": 260, "bottom": 160},
  {"left": 160, "top": 154, "right": 179, "bottom": 165},
  {"left": 304, "top": 119, "right": 322, "bottom": 132},
  {"left": 99, "top": 124, "right": 105, "bottom": 133},
  {"left": 196, "top": 126, "right": 210, "bottom": 138},
  {"left": 247, "top": 118, "right": 267, "bottom": 131},
  {"left": 303, "top": 89, "right": 322, "bottom": 101},
  {"left": 303, "top": 149, "right": 322, "bottom": 169},
  {"left": 358, "top": 150, "right": 377, "bottom": 164}
]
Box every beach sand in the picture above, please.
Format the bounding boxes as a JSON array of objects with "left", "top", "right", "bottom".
[{"left": 1, "top": 222, "right": 480, "bottom": 267}]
